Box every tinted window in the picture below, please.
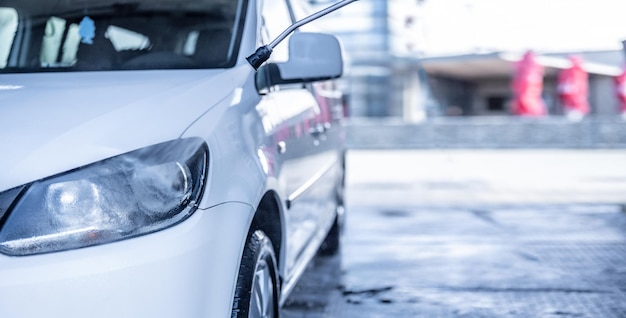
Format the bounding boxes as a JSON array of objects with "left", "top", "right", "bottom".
[{"left": 0, "top": 0, "right": 247, "bottom": 72}]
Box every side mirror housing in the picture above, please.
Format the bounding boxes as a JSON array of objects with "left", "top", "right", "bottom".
[{"left": 257, "top": 32, "right": 343, "bottom": 91}]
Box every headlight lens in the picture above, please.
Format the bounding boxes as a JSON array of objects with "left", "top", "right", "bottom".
[{"left": 0, "top": 138, "right": 208, "bottom": 256}]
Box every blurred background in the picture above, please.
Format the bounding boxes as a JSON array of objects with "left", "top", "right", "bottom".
[
  {"left": 299, "top": 0, "right": 626, "bottom": 150},
  {"left": 282, "top": 3, "right": 626, "bottom": 316}
]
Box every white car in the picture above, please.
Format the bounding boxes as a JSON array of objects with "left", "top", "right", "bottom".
[{"left": 0, "top": 0, "right": 350, "bottom": 316}]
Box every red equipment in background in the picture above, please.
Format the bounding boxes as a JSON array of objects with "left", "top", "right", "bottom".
[
  {"left": 615, "top": 66, "right": 626, "bottom": 116},
  {"left": 511, "top": 51, "right": 547, "bottom": 116},
  {"left": 557, "top": 55, "right": 589, "bottom": 120}
]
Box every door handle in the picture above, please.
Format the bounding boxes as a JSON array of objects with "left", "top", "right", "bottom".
[
  {"left": 309, "top": 123, "right": 325, "bottom": 136},
  {"left": 309, "top": 122, "right": 330, "bottom": 145}
]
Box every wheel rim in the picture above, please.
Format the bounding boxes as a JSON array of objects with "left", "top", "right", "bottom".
[{"left": 249, "top": 258, "right": 275, "bottom": 318}]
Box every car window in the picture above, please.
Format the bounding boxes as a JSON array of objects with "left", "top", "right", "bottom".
[
  {"left": 261, "top": 0, "right": 292, "bottom": 63},
  {"left": 0, "top": 0, "right": 247, "bottom": 72},
  {"left": 0, "top": 8, "right": 17, "bottom": 68}
]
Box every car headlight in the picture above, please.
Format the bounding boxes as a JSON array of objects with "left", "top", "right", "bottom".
[{"left": 0, "top": 138, "right": 208, "bottom": 256}]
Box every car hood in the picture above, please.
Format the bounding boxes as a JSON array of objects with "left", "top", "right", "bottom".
[{"left": 0, "top": 67, "right": 250, "bottom": 191}]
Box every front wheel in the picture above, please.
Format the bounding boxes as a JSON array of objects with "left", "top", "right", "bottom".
[{"left": 232, "top": 230, "right": 280, "bottom": 318}]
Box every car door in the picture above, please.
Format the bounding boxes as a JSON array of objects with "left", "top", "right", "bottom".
[{"left": 259, "top": 0, "right": 344, "bottom": 276}]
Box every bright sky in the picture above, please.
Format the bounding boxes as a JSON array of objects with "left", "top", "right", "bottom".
[{"left": 419, "top": 0, "right": 626, "bottom": 55}]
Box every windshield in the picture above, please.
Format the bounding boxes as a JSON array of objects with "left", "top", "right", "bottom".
[{"left": 0, "top": 0, "right": 247, "bottom": 72}]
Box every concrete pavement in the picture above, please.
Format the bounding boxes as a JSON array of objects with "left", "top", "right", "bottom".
[
  {"left": 346, "top": 149, "right": 626, "bottom": 207},
  {"left": 282, "top": 150, "right": 626, "bottom": 317}
]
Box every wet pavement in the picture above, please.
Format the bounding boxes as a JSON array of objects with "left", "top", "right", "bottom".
[{"left": 281, "top": 150, "right": 626, "bottom": 317}]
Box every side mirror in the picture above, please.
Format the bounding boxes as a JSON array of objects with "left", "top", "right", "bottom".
[{"left": 256, "top": 32, "right": 343, "bottom": 91}]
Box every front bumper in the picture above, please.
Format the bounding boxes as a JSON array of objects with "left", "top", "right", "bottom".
[{"left": 0, "top": 202, "right": 253, "bottom": 318}]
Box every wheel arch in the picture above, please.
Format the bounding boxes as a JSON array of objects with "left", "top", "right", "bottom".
[{"left": 250, "top": 190, "right": 286, "bottom": 286}]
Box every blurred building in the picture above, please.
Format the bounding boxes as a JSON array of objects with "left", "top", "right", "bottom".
[
  {"left": 297, "top": 1, "right": 626, "bottom": 119},
  {"left": 420, "top": 50, "right": 624, "bottom": 116},
  {"left": 302, "top": 0, "right": 437, "bottom": 120}
]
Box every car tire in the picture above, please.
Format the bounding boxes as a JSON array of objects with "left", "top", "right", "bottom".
[
  {"left": 319, "top": 167, "right": 345, "bottom": 256},
  {"left": 318, "top": 212, "right": 341, "bottom": 256},
  {"left": 232, "top": 230, "right": 280, "bottom": 318}
]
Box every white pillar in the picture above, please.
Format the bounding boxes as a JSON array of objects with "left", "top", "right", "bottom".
[{"left": 403, "top": 70, "right": 426, "bottom": 122}]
